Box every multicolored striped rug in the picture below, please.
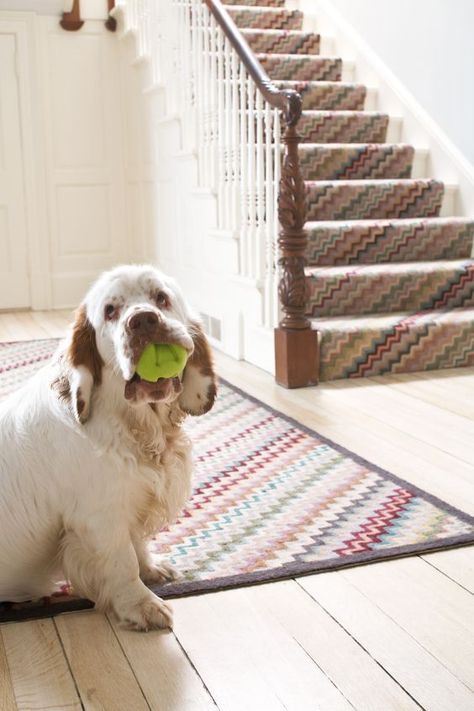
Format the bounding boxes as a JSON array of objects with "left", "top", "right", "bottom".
[{"left": 1, "top": 339, "right": 473, "bottom": 622}]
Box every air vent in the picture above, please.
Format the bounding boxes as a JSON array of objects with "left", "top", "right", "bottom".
[{"left": 200, "top": 312, "right": 222, "bottom": 343}]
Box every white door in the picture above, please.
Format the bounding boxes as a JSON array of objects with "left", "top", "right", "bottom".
[{"left": 0, "top": 33, "right": 30, "bottom": 309}]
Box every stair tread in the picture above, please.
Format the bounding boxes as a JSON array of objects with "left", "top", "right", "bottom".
[
  {"left": 227, "top": 3, "right": 292, "bottom": 9},
  {"left": 305, "top": 177, "right": 442, "bottom": 186},
  {"left": 241, "top": 28, "right": 316, "bottom": 36},
  {"left": 306, "top": 258, "right": 473, "bottom": 278},
  {"left": 303, "top": 110, "right": 384, "bottom": 115},
  {"left": 224, "top": 0, "right": 286, "bottom": 5},
  {"left": 300, "top": 142, "right": 406, "bottom": 147},
  {"left": 313, "top": 306, "right": 474, "bottom": 329},
  {"left": 305, "top": 216, "right": 474, "bottom": 228}
]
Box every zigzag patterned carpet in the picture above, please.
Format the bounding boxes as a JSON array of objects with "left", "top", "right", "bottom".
[
  {"left": 0, "top": 339, "right": 473, "bottom": 622},
  {"left": 227, "top": 0, "right": 474, "bottom": 380}
]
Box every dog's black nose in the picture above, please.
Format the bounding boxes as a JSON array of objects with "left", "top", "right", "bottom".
[{"left": 128, "top": 310, "right": 159, "bottom": 334}]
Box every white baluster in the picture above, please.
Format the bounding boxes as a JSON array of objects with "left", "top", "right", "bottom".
[
  {"left": 195, "top": 1, "right": 205, "bottom": 186},
  {"left": 230, "top": 48, "right": 240, "bottom": 233},
  {"left": 255, "top": 90, "right": 265, "bottom": 287},
  {"left": 247, "top": 78, "right": 256, "bottom": 278},
  {"left": 216, "top": 25, "right": 225, "bottom": 226},
  {"left": 223, "top": 36, "right": 233, "bottom": 231},
  {"left": 272, "top": 107, "right": 282, "bottom": 328},
  {"left": 263, "top": 102, "right": 274, "bottom": 328},
  {"left": 209, "top": 16, "right": 218, "bottom": 190},
  {"left": 239, "top": 62, "right": 249, "bottom": 276}
]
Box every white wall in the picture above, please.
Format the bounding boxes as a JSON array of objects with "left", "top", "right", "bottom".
[{"left": 327, "top": 0, "right": 474, "bottom": 166}]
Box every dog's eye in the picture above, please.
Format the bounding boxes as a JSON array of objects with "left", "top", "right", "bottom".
[
  {"left": 154, "top": 291, "right": 170, "bottom": 309},
  {"left": 104, "top": 304, "right": 117, "bottom": 320}
]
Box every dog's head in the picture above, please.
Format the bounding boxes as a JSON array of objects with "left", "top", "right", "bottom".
[{"left": 57, "top": 265, "right": 217, "bottom": 423}]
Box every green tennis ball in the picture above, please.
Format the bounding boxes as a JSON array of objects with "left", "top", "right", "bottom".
[{"left": 136, "top": 344, "right": 188, "bottom": 382}]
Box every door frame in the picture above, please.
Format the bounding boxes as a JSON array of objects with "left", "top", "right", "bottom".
[{"left": 0, "top": 13, "right": 51, "bottom": 309}]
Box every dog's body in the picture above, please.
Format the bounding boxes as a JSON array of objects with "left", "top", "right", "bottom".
[{"left": 0, "top": 265, "right": 216, "bottom": 630}]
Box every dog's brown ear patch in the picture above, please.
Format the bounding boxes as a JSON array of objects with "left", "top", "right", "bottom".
[
  {"left": 179, "top": 322, "right": 217, "bottom": 416},
  {"left": 56, "top": 305, "right": 103, "bottom": 424},
  {"left": 69, "top": 305, "right": 103, "bottom": 385}
]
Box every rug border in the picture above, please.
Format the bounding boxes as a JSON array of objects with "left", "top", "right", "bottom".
[{"left": 0, "top": 339, "right": 473, "bottom": 624}]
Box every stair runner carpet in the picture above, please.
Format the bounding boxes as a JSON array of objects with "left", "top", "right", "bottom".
[
  {"left": 0, "top": 340, "right": 473, "bottom": 622},
  {"left": 225, "top": 0, "right": 474, "bottom": 380}
]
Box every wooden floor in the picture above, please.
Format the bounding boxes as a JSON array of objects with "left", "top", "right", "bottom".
[{"left": 1, "top": 310, "right": 473, "bottom": 711}]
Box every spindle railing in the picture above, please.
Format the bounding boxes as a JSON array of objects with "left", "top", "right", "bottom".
[{"left": 114, "top": 0, "right": 319, "bottom": 386}]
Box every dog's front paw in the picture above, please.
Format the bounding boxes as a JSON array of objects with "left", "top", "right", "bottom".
[
  {"left": 140, "top": 559, "right": 179, "bottom": 585},
  {"left": 117, "top": 592, "right": 173, "bottom": 631}
]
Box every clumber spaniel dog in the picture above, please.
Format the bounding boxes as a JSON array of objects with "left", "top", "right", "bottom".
[{"left": 0, "top": 265, "right": 216, "bottom": 630}]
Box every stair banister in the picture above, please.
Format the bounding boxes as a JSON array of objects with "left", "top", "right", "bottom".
[
  {"left": 113, "top": 0, "right": 319, "bottom": 387},
  {"left": 203, "top": 0, "right": 319, "bottom": 387}
]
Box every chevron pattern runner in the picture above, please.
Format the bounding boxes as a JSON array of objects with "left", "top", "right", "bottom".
[
  {"left": 299, "top": 144, "right": 414, "bottom": 181},
  {"left": 307, "top": 260, "right": 474, "bottom": 317},
  {"left": 297, "top": 110, "right": 389, "bottom": 143},
  {"left": 227, "top": 7, "right": 303, "bottom": 30},
  {"left": 274, "top": 81, "right": 368, "bottom": 110},
  {"left": 305, "top": 218, "right": 474, "bottom": 265},
  {"left": 317, "top": 309, "right": 474, "bottom": 379},
  {"left": 306, "top": 179, "right": 445, "bottom": 221},
  {"left": 242, "top": 29, "right": 321, "bottom": 55},
  {"left": 227, "top": 0, "right": 474, "bottom": 380},
  {"left": 258, "top": 54, "right": 342, "bottom": 81},
  {"left": 1, "top": 339, "right": 473, "bottom": 622}
]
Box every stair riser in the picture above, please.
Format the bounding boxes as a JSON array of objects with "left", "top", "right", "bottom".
[
  {"left": 306, "top": 181, "right": 444, "bottom": 221},
  {"left": 274, "top": 82, "right": 367, "bottom": 110},
  {"left": 300, "top": 145, "right": 414, "bottom": 181},
  {"left": 298, "top": 113, "right": 388, "bottom": 143},
  {"left": 306, "top": 220, "right": 474, "bottom": 266},
  {"left": 258, "top": 55, "right": 342, "bottom": 81},
  {"left": 242, "top": 30, "right": 321, "bottom": 55},
  {"left": 319, "top": 316, "right": 474, "bottom": 380},
  {"left": 227, "top": 8, "right": 303, "bottom": 30},
  {"left": 307, "top": 263, "right": 474, "bottom": 318}
]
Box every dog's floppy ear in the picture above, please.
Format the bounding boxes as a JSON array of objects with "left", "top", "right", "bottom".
[
  {"left": 179, "top": 321, "right": 217, "bottom": 416},
  {"left": 62, "top": 304, "right": 103, "bottom": 424}
]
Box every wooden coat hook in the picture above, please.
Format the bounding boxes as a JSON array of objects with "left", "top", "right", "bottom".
[{"left": 60, "top": 0, "right": 84, "bottom": 31}]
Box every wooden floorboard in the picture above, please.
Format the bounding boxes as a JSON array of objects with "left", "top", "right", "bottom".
[
  {"left": 0, "top": 619, "right": 81, "bottom": 710},
  {"left": 0, "top": 309, "right": 473, "bottom": 710}
]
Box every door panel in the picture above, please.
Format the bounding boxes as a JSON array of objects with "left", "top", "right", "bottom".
[{"left": 0, "top": 33, "right": 30, "bottom": 309}]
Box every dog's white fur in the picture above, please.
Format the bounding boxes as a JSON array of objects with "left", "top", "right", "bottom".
[{"left": 0, "top": 265, "right": 216, "bottom": 630}]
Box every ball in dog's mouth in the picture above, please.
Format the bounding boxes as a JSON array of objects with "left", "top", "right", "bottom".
[{"left": 124, "top": 373, "right": 182, "bottom": 402}]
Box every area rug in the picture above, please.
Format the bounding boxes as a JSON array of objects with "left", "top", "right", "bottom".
[{"left": 1, "top": 338, "right": 473, "bottom": 623}]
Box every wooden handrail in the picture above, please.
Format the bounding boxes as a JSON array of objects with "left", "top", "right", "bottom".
[
  {"left": 204, "top": 0, "right": 318, "bottom": 387},
  {"left": 204, "top": 0, "right": 302, "bottom": 127}
]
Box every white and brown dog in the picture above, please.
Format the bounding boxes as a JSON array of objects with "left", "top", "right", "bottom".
[{"left": 0, "top": 265, "right": 216, "bottom": 630}]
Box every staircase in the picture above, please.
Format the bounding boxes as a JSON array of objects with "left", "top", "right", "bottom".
[{"left": 224, "top": 0, "right": 474, "bottom": 380}]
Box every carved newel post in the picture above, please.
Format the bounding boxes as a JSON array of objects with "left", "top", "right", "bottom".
[{"left": 274, "top": 94, "right": 319, "bottom": 387}]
